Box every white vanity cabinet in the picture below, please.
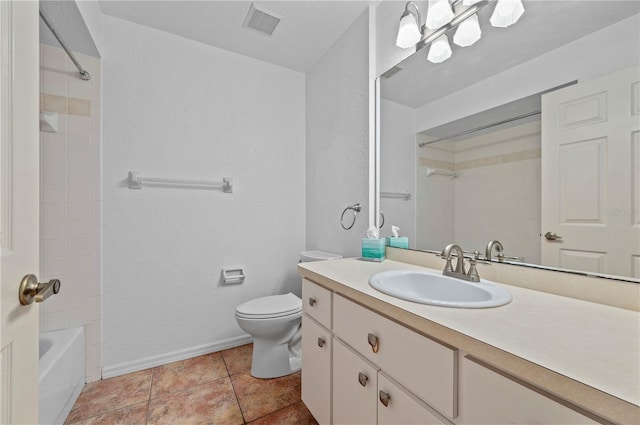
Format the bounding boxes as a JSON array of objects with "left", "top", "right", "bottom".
[
  {"left": 459, "top": 357, "right": 599, "bottom": 425},
  {"left": 333, "top": 294, "right": 457, "bottom": 419},
  {"left": 301, "top": 279, "right": 606, "bottom": 425},
  {"left": 301, "top": 279, "right": 333, "bottom": 424},
  {"left": 378, "top": 373, "right": 447, "bottom": 425},
  {"left": 332, "top": 339, "right": 379, "bottom": 424}
]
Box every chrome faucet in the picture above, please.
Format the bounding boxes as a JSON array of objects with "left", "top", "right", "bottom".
[
  {"left": 441, "top": 243, "right": 482, "bottom": 282},
  {"left": 485, "top": 240, "right": 504, "bottom": 261}
]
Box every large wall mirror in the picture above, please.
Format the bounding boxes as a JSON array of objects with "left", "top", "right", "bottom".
[{"left": 379, "top": 1, "right": 640, "bottom": 282}]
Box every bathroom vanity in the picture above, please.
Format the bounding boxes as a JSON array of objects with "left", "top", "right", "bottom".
[{"left": 298, "top": 254, "right": 639, "bottom": 425}]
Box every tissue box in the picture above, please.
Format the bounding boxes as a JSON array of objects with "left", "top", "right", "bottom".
[
  {"left": 362, "top": 238, "right": 386, "bottom": 261},
  {"left": 388, "top": 237, "right": 409, "bottom": 249}
]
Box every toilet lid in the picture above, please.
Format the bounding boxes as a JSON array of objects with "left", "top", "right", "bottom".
[{"left": 236, "top": 293, "right": 302, "bottom": 319}]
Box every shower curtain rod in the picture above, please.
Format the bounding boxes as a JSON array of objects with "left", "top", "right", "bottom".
[
  {"left": 418, "top": 110, "right": 541, "bottom": 148},
  {"left": 39, "top": 7, "right": 91, "bottom": 81}
]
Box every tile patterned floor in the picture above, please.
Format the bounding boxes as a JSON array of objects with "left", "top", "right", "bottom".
[{"left": 65, "top": 344, "right": 318, "bottom": 425}]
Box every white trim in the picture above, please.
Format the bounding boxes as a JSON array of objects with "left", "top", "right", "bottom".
[
  {"left": 101, "top": 335, "right": 253, "bottom": 379},
  {"left": 0, "top": 0, "right": 14, "bottom": 252}
]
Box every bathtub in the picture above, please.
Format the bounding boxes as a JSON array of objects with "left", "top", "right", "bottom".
[{"left": 39, "top": 327, "right": 85, "bottom": 425}]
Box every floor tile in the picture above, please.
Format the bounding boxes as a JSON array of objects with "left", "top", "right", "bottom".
[
  {"left": 151, "top": 352, "right": 228, "bottom": 398},
  {"left": 231, "top": 372, "right": 302, "bottom": 423},
  {"left": 247, "top": 401, "right": 318, "bottom": 425},
  {"left": 66, "top": 402, "right": 148, "bottom": 425},
  {"left": 221, "top": 344, "right": 253, "bottom": 376},
  {"left": 65, "top": 370, "right": 152, "bottom": 424},
  {"left": 147, "top": 378, "right": 243, "bottom": 425}
]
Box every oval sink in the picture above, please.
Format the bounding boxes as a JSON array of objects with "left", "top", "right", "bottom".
[{"left": 369, "top": 270, "right": 512, "bottom": 308}]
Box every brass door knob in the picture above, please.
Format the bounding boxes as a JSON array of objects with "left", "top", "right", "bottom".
[{"left": 19, "top": 275, "right": 61, "bottom": 305}]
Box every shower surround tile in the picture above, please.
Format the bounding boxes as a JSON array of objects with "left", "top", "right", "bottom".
[{"left": 40, "top": 44, "right": 102, "bottom": 382}]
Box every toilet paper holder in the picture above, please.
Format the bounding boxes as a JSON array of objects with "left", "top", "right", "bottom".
[{"left": 222, "top": 268, "right": 246, "bottom": 284}]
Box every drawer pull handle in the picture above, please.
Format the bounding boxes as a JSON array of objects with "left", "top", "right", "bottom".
[
  {"left": 358, "top": 372, "right": 368, "bottom": 387},
  {"left": 309, "top": 297, "right": 316, "bottom": 307},
  {"left": 368, "top": 333, "right": 380, "bottom": 353},
  {"left": 317, "top": 337, "right": 326, "bottom": 348},
  {"left": 379, "top": 390, "right": 390, "bottom": 407}
]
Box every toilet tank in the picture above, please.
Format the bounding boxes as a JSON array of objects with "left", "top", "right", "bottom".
[{"left": 300, "top": 250, "right": 343, "bottom": 262}]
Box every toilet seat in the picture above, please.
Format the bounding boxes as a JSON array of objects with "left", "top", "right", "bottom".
[{"left": 235, "top": 293, "right": 302, "bottom": 319}]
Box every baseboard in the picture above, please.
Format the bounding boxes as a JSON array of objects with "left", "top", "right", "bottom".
[{"left": 101, "top": 334, "right": 253, "bottom": 379}]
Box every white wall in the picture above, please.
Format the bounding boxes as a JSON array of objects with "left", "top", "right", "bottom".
[
  {"left": 101, "top": 16, "right": 306, "bottom": 377},
  {"left": 39, "top": 45, "right": 102, "bottom": 382},
  {"left": 379, "top": 99, "right": 416, "bottom": 244},
  {"left": 306, "top": 10, "right": 371, "bottom": 257}
]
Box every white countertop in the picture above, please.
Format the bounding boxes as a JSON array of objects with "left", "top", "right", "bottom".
[{"left": 298, "top": 258, "right": 640, "bottom": 410}]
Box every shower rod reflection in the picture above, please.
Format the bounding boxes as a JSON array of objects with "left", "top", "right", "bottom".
[
  {"left": 418, "top": 110, "right": 541, "bottom": 148},
  {"left": 39, "top": 6, "right": 91, "bottom": 81}
]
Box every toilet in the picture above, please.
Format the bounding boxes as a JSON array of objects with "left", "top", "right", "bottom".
[{"left": 235, "top": 250, "right": 342, "bottom": 379}]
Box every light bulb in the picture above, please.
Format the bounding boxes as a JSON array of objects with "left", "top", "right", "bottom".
[
  {"left": 396, "top": 10, "right": 421, "bottom": 48},
  {"left": 427, "top": 34, "right": 452, "bottom": 63},
  {"left": 426, "top": 0, "right": 454, "bottom": 30},
  {"left": 490, "top": 0, "right": 525, "bottom": 28},
  {"left": 454, "top": 14, "right": 481, "bottom": 47}
]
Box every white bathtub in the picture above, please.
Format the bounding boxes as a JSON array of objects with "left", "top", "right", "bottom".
[{"left": 39, "top": 327, "right": 85, "bottom": 425}]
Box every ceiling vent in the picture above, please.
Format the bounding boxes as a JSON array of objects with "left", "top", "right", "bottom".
[{"left": 243, "top": 3, "right": 283, "bottom": 36}]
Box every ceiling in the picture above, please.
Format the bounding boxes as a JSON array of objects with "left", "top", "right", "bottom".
[
  {"left": 98, "top": 1, "right": 370, "bottom": 73},
  {"left": 382, "top": 1, "right": 640, "bottom": 109},
  {"left": 40, "top": 1, "right": 101, "bottom": 57}
]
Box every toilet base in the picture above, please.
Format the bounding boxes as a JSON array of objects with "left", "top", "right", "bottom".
[{"left": 250, "top": 337, "right": 301, "bottom": 379}]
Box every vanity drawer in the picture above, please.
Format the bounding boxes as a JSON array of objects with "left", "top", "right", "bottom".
[
  {"left": 459, "top": 357, "right": 599, "bottom": 425},
  {"left": 302, "top": 279, "right": 332, "bottom": 329},
  {"left": 378, "top": 373, "right": 447, "bottom": 425},
  {"left": 333, "top": 294, "right": 457, "bottom": 419}
]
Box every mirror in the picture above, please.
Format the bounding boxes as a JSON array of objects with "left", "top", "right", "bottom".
[{"left": 379, "top": 1, "right": 640, "bottom": 282}]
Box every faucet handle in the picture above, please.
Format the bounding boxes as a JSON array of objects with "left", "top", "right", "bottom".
[{"left": 467, "top": 259, "right": 480, "bottom": 282}]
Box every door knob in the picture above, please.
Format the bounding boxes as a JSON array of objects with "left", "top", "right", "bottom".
[
  {"left": 18, "top": 275, "right": 61, "bottom": 305},
  {"left": 544, "top": 231, "right": 563, "bottom": 241}
]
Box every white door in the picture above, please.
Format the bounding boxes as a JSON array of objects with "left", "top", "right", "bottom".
[
  {"left": 541, "top": 67, "right": 640, "bottom": 278},
  {"left": 0, "top": 2, "right": 41, "bottom": 424}
]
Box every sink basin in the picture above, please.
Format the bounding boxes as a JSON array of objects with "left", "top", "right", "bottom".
[{"left": 368, "top": 270, "right": 512, "bottom": 308}]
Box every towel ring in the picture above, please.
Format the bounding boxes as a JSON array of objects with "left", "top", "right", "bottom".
[
  {"left": 341, "top": 203, "right": 361, "bottom": 230},
  {"left": 379, "top": 210, "right": 385, "bottom": 229}
]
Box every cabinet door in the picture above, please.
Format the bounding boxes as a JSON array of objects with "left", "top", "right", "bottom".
[
  {"left": 460, "top": 357, "right": 600, "bottom": 425},
  {"left": 302, "top": 314, "right": 332, "bottom": 425},
  {"left": 333, "top": 339, "right": 379, "bottom": 425},
  {"left": 334, "top": 295, "right": 457, "bottom": 418},
  {"left": 303, "top": 279, "right": 332, "bottom": 329},
  {"left": 378, "top": 373, "right": 446, "bottom": 425}
]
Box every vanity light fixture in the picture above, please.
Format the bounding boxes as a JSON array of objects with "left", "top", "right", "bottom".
[
  {"left": 396, "top": 2, "right": 424, "bottom": 49},
  {"left": 394, "top": 0, "right": 525, "bottom": 64},
  {"left": 428, "top": 34, "right": 453, "bottom": 63},
  {"left": 490, "top": 0, "right": 525, "bottom": 28},
  {"left": 453, "top": 13, "right": 481, "bottom": 47},
  {"left": 426, "top": 0, "right": 455, "bottom": 30}
]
